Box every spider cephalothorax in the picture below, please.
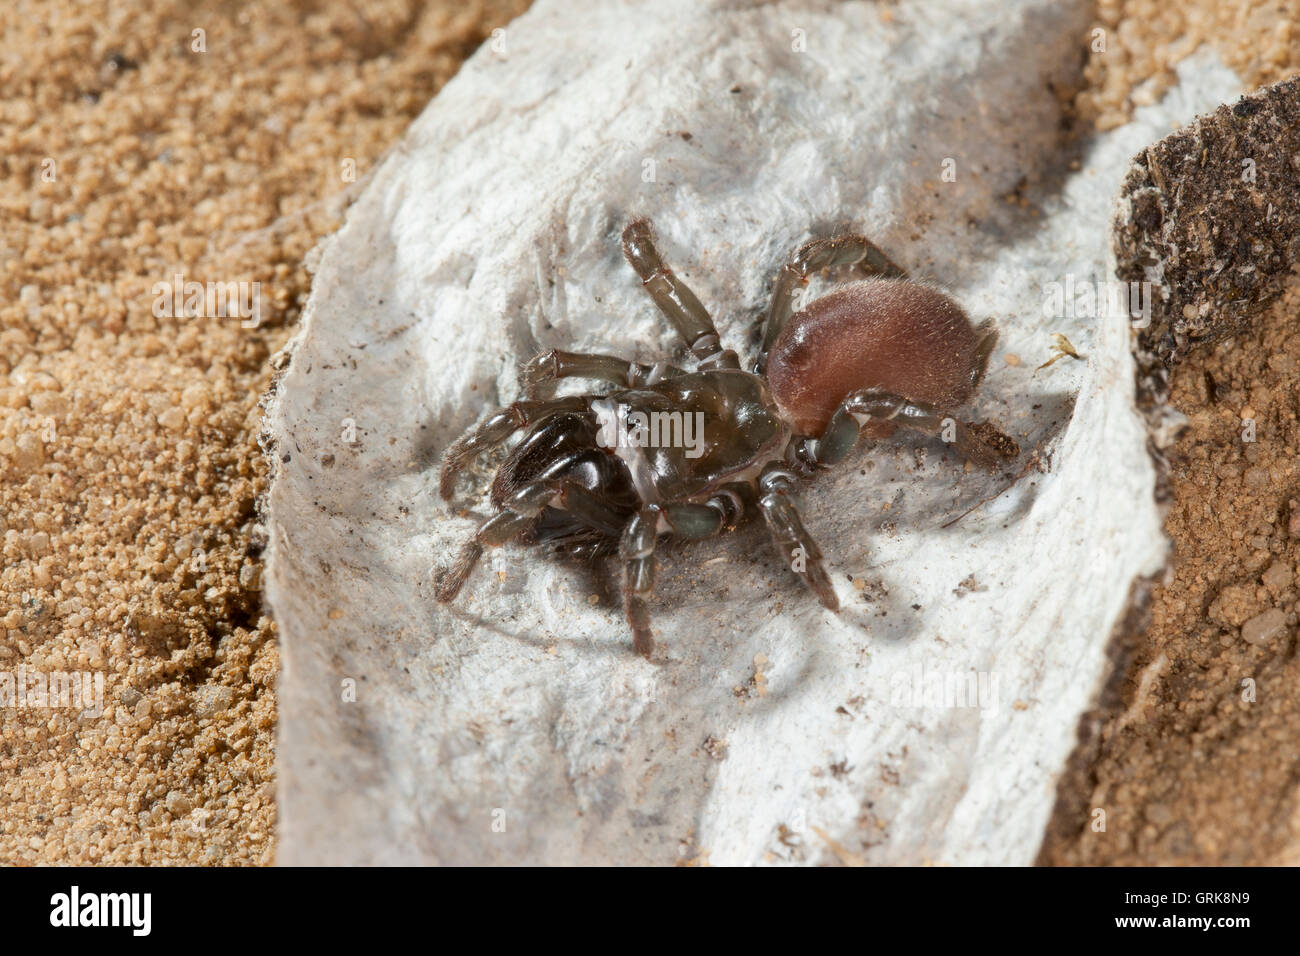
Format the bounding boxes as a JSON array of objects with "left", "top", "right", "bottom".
[{"left": 436, "top": 219, "right": 1018, "bottom": 658}]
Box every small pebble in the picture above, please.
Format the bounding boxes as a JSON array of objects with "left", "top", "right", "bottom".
[
  {"left": 1261, "top": 561, "right": 1293, "bottom": 594},
  {"left": 1241, "top": 608, "right": 1287, "bottom": 647}
]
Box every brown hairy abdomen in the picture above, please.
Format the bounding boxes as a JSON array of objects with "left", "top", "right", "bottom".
[{"left": 766, "top": 278, "right": 980, "bottom": 436}]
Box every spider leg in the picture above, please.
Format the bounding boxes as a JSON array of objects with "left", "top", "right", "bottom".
[
  {"left": 970, "top": 323, "right": 998, "bottom": 389},
  {"left": 661, "top": 499, "right": 732, "bottom": 538},
  {"left": 439, "top": 395, "right": 588, "bottom": 500},
  {"left": 616, "top": 495, "right": 743, "bottom": 658},
  {"left": 436, "top": 477, "right": 623, "bottom": 602},
  {"left": 621, "top": 219, "right": 740, "bottom": 371},
  {"left": 758, "top": 234, "right": 907, "bottom": 372},
  {"left": 619, "top": 506, "right": 661, "bottom": 658},
  {"left": 556, "top": 482, "right": 634, "bottom": 538},
  {"left": 757, "top": 465, "right": 838, "bottom": 611},
  {"left": 520, "top": 348, "right": 687, "bottom": 398},
  {"left": 798, "top": 387, "right": 1019, "bottom": 471}
]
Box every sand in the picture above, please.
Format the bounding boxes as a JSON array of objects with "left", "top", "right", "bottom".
[
  {"left": 0, "top": 0, "right": 528, "bottom": 865},
  {"left": 0, "top": 0, "right": 1295, "bottom": 865}
]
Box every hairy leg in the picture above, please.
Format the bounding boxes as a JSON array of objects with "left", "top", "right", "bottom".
[
  {"left": 616, "top": 493, "right": 748, "bottom": 658},
  {"left": 439, "top": 395, "right": 588, "bottom": 500},
  {"left": 757, "top": 464, "right": 838, "bottom": 611},
  {"left": 797, "top": 387, "right": 1019, "bottom": 471},
  {"left": 661, "top": 493, "right": 740, "bottom": 538},
  {"left": 621, "top": 219, "right": 740, "bottom": 370},
  {"left": 758, "top": 233, "right": 906, "bottom": 371},
  {"left": 619, "top": 505, "right": 661, "bottom": 658},
  {"left": 520, "top": 348, "right": 685, "bottom": 398},
  {"left": 555, "top": 481, "right": 633, "bottom": 538},
  {"left": 436, "top": 477, "right": 627, "bottom": 603}
]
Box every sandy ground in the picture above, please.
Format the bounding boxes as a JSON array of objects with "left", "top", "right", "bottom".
[
  {"left": 1039, "top": 0, "right": 1300, "bottom": 865},
  {"left": 0, "top": 0, "right": 528, "bottom": 865},
  {"left": 0, "top": 0, "right": 1295, "bottom": 865},
  {"left": 1041, "top": 287, "right": 1300, "bottom": 865}
]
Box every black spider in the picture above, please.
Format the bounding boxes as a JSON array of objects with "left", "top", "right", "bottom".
[{"left": 437, "top": 219, "right": 1018, "bottom": 657}]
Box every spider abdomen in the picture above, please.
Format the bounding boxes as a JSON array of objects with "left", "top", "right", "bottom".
[{"left": 765, "top": 278, "right": 984, "bottom": 436}]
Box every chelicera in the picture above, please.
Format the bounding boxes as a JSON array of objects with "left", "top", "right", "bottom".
[{"left": 437, "top": 218, "right": 1018, "bottom": 658}]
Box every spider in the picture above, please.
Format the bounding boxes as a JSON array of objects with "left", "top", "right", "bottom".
[{"left": 436, "top": 218, "right": 1019, "bottom": 658}]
